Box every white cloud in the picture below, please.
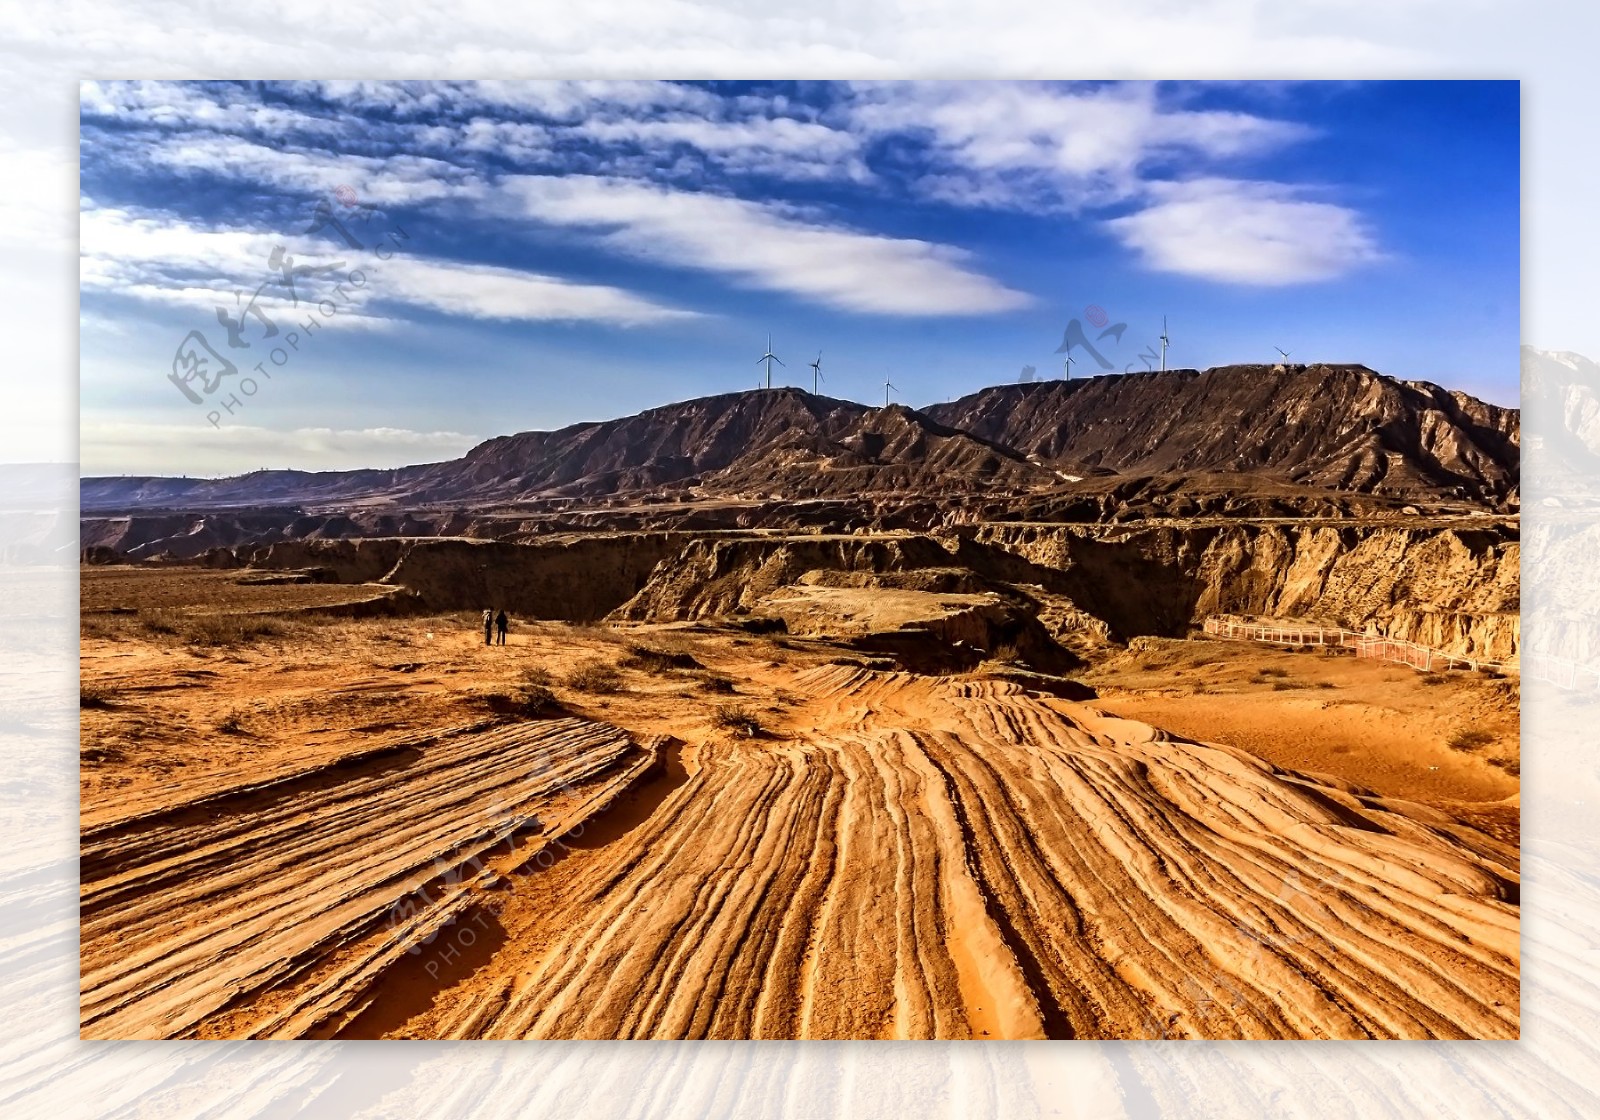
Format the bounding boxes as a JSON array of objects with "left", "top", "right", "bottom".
[
  {"left": 81, "top": 80, "right": 349, "bottom": 139},
  {"left": 79, "top": 204, "right": 696, "bottom": 326},
  {"left": 139, "top": 133, "right": 487, "bottom": 208},
  {"left": 378, "top": 256, "right": 700, "bottom": 325},
  {"left": 80, "top": 419, "right": 480, "bottom": 475},
  {"left": 844, "top": 81, "right": 1314, "bottom": 212},
  {"left": 503, "top": 175, "right": 1031, "bottom": 315},
  {"left": 1104, "top": 178, "right": 1386, "bottom": 284},
  {"left": 570, "top": 115, "right": 870, "bottom": 182}
]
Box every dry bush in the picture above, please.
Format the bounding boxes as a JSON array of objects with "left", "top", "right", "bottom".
[
  {"left": 1270, "top": 680, "right": 1299, "bottom": 691},
  {"left": 1475, "top": 667, "right": 1505, "bottom": 681},
  {"left": 1487, "top": 756, "right": 1521, "bottom": 777},
  {"left": 564, "top": 659, "right": 623, "bottom": 693},
  {"left": 1420, "top": 672, "right": 1449, "bottom": 686},
  {"left": 987, "top": 642, "right": 1022, "bottom": 665},
  {"left": 1447, "top": 727, "right": 1496, "bottom": 752},
  {"left": 520, "top": 666, "right": 554, "bottom": 688},
  {"left": 619, "top": 643, "right": 702, "bottom": 673},
  {"left": 517, "top": 682, "right": 559, "bottom": 716},
  {"left": 80, "top": 685, "right": 114, "bottom": 709},
  {"left": 1256, "top": 667, "right": 1289, "bottom": 679},
  {"left": 141, "top": 612, "right": 179, "bottom": 636},
  {"left": 216, "top": 709, "right": 249, "bottom": 734},
  {"left": 137, "top": 610, "right": 292, "bottom": 647},
  {"left": 696, "top": 673, "right": 737, "bottom": 694},
  {"left": 1314, "top": 681, "right": 1338, "bottom": 690},
  {"left": 185, "top": 614, "right": 290, "bottom": 646},
  {"left": 712, "top": 703, "right": 766, "bottom": 738}
]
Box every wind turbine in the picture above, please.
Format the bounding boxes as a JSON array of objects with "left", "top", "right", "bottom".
[
  {"left": 758, "top": 335, "right": 784, "bottom": 388},
  {"left": 1274, "top": 346, "right": 1292, "bottom": 366},
  {"left": 884, "top": 374, "right": 897, "bottom": 407},
  {"left": 1160, "top": 316, "right": 1170, "bottom": 372},
  {"left": 1062, "top": 350, "right": 1076, "bottom": 380},
  {"left": 809, "top": 351, "right": 824, "bottom": 394}
]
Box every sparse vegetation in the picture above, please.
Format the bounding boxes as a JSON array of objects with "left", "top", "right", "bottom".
[
  {"left": 1314, "top": 681, "right": 1338, "bottom": 690},
  {"left": 1487, "top": 756, "right": 1521, "bottom": 777},
  {"left": 1420, "top": 672, "right": 1448, "bottom": 686},
  {"left": 517, "top": 683, "right": 559, "bottom": 716},
  {"left": 696, "top": 673, "right": 737, "bottom": 694},
  {"left": 987, "top": 642, "right": 1022, "bottom": 665},
  {"left": 124, "top": 609, "right": 294, "bottom": 647},
  {"left": 216, "top": 709, "right": 249, "bottom": 734},
  {"left": 712, "top": 703, "right": 766, "bottom": 738},
  {"left": 1270, "top": 680, "right": 1299, "bottom": 691},
  {"left": 1447, "top": 727, "right": 1496, "bottom": 752},
  {"left": 619, "top": 643, "right": 702, "bottom": 672},
  {"left": 80, "top": 685, "right": 114, "bottom": 709},
  {"left": 564, "top": 659, "right": 623, "bottom": 693},
  {"left": 1256, "top": 667, "right": 1289, "bottom": 679}
]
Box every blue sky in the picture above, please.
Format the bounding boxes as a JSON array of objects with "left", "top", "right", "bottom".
[{"left": 78, "top": 79, "right": 1520, "bottom": 476}]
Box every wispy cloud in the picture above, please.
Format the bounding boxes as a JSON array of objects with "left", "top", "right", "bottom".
[
  {"left": 1104, "top": 178, "right": 1385, "bottom": 284},
  {"left": 80, "top": 80, "right": 1382, "bottom": 291},
  {"left": 80, "top": 205, "right": 697, "bottom": 326},
  {"left": 844, "top": 81, "right": 1314, "bottom": 213},
  {"left": 504, "top": 175, "right": 1031, "bottom": 315}
]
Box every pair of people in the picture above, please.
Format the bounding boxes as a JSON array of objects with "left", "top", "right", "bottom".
[{"left": 482, "top": 608, "right": 509, "bottom": 645}]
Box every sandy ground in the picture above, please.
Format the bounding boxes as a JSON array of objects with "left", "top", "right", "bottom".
[
  {"left": 79, "top": 568, "right": 1520, "bottom": 1040},
  {"left": 1081, "top": 638, "right": 1520, "bottom": 842}
]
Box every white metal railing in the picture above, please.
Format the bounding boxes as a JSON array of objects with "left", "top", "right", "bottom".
[{"left": 1200, "top": 615, "right": 1518, "bottom": 678}]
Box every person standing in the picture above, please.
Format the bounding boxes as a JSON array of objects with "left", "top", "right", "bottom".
[
  {"left": 482, "top": 608, "right": 493, "bottom": 646},
  {"left": 495, "top": 609, "right": 509, "bottom": 645}
]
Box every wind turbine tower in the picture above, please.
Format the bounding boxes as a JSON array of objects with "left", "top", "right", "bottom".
[
  {"left": 758, "top": 335, "right": 784, "bottom": 388},
  {"left": 809, "top": 352, "right": 824, "bottom": 394},
  {"left": 1274, "top": 346, "right": 1292, "bottom": 367},
  {"left": 1160, "top": 316, "right": 1170, "bottom": 372},
  {"left": 884, "top": 374, "right": 897, "bottom": 407},
  {"left": 1062, "top": 350, "right": 1075, "bottom": 380}
]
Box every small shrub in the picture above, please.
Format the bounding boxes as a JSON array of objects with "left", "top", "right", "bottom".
[
  {"left": 1420, "top": 673, "right": 1448, "bottom": 686},
  {"left": 1475, "top": 668, "right": 1505, "bottom": 681},
  {"left": 141, "top": 612, "right": 178, "bottom": 636},
  {"left": 697, "top": 674, "right": 737, "bottom": 694},
  {"left": 1487, "top": 756, "right": 1521, "bottom": 777},
  {"left": 520, "top": 666, "right": 554, "bottom": 688},
  {"left": 1447, "top": 727, "right": 1495, "bottom": 752},
  {"left": 216, "top": 709, "right": 249, "bottom": 734},
  {"left": 188, "top": 614, "right": 286, "bottom": 646},
  {"left": 1256, "top": 667, "right": 1289, "bottom": 679},
  {"left": 80, "top": 685, "right": 114, "bottom": 709},
  {"left": 1314, "top": 681, "right": 1338, "bottom": 690},
  {"left": 564, "top": 660, "right": 622, "bottom": 693},
  {"left": 1270, "top": 680, "right": 1298, "bottom": 691},
  {"left": 712, "top": 703, "right": 766, "bottom": 738},
  {"left": 620, "top": 643, "right": 702, "bottom": 672},
  {"left": 517, "top": 683, "right": 559, "bottom": 717},
  {"left": 988, "top": 643, "right": 1022, "bottom": 665},
  {"left": 142, "top": 611, "right": 290, "bottom": 647}
]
